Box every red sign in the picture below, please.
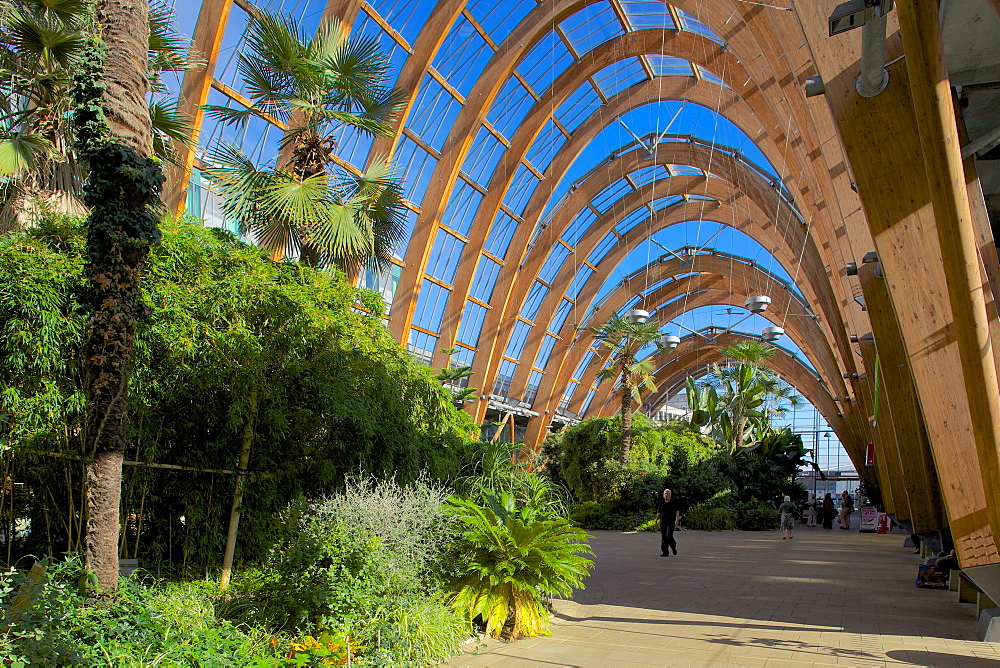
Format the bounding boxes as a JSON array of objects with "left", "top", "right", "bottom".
[{"left": 865, "top": 443, "right": 875, "bottom": 466}]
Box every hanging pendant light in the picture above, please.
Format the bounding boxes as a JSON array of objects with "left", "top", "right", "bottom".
[
  {"left": 744, "top": 295, "right": 771, "bottom": 314},
  {"left": 662, "top": 334, "right": 681, "bottom": 349},
  {"left": 627, "top": 308, "right": 650, "bottom": 324},
  {"left": 762, "top": 326, "right": 784, "bottom": 342}
]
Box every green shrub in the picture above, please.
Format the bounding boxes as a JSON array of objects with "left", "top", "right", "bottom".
[
  {"left": 0, "top": 556, "right": 277, "bottom": 667},
  {"left": 734, "top": 500, "right": 780, "bottom": 531},
  {"left": 568, "top": 500, "right": 645, "bottom": 531},
  {"left": 448, "top": 493, "right": 593, "bottom": 639},
  {"left": 229, "top": 477, "right": 469, "bottom": 665},
  {"left": 684, "top": 503, "right": 736, "bottom": 531}
]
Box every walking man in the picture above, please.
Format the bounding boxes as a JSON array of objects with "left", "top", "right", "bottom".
[{"left": 657, "top": 488, "right": 681, "bottom": 556}]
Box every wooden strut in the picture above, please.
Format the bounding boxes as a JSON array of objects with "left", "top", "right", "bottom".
[{"left": 26, "top": 450, "right": 267, "bottom": 478}]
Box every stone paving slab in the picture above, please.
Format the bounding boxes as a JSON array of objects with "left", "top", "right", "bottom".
[{"left": 449, "top": 527, "right": 1000, "bottom": 667}]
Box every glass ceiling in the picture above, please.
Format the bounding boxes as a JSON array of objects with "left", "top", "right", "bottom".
[{"left": 166, "top": 0, "right": 823, "bottom": 423}]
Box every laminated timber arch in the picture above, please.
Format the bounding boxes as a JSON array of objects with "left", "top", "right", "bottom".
[
  {"left": 559, "top": 252, "right": 843, "bottom": 413},
  {"left": 385, "top": 6, "right": 866, "bottom": 385},
  {"left": 503, "top": 202, "right": 847, "bottom": 404},
  {"left": 793, "top": 0, "right": 1000, "bottom": 579},
  {"left": 592, "top": 331, "right": 858, "bottom": 465},
  {"left": 468, "top": 141, "right": 848, "bottom": 422},
  {"left": 521, "top": 256, "right": 866, "bottom": 449}
]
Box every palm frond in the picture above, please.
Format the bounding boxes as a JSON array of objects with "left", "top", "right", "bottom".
[
  {"left": 149, "top": 99, "right": 193, "bottom": 165},
  {"left": 0, "top": 132, "right": 54, "bottom": 175}
]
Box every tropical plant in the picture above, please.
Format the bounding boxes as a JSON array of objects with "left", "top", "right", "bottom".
[
  {"left": 687, "top": 340, "right": 800, "bottom": 453},
  {"left": 455, "top": 441, "right": 568, "bottom": 518},
  {"left": 447, "top": 493, "right": 593, "bottom": 639},
  {"left": 591, "top": 313, "right": 667, "bottom": 461},
  {"left": 0, "top": 0, "right": 190, "bottom": 231},
  {"left": 436, "top": 348, "right": 478, "bottom": 405},
  {"left": 203, "top": 10, "right": 407, "bottom": 271}
]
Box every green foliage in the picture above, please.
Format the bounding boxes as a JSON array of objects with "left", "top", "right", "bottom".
[
  {"left": 447, "top": 494, "right": 593, "bottom": 639},
  {"left": 2, "top": 219, "right": 477, "bottom": 571},
  {"left": 203, "top": 10, "right": 407, "bottom": 271},
  {"left": 227, "top": 477, "right": 469, "bottom": 665},
  {"left": 455, "top": 441, "right": 568, "bottom": 518},
  {"left": 0, "top": 556, "right": 278, "bottom": 666},
  {"left": 684, "top": 503, "right": 736, "bottom": 531},
  {"left": 732, "top": 500, "right": 780, "bottom": 531}
]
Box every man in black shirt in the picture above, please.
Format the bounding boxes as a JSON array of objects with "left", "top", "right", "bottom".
[{"left": 656, "top": 488, "right": 681, "bottom": 556}]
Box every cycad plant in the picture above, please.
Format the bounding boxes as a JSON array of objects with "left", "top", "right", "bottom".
[
  {"left": 447, "top": 493, "right": 593, "bottom": 639},
  {"left": 592, "top": 313, "right": 667, "bottom": 462},
  {"left": 203, "top": 11, "right": 407, "bottom": 271}
]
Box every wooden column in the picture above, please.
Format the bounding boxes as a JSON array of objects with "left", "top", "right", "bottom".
[{"left": 896, "top": 0, "right": 1000, "bottom": 541}]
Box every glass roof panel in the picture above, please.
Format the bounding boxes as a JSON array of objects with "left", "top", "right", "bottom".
[
  {"left": 407, "top": 75, "right": 462, "bottom": 152},
  {"left": 540, "top": 244, "right": 573, "bottom": 284},
  {"left": 535, "top": 334, "right": 558, "bottom": 369},
  {"left": 487, "top": 78, "right": 536, "bottom": 139},
  {"left": 592, "top": 178, "right": 632, "bottom": 213},
  {"left": 628, "top": 165, "right": 670, "bottom": 187},
  {"left": 668, "top": 164, "right": 704, "bottom": 176},
  {"left": 470, "top": 255, "right": 502, "bottom": 303},
  {"left": 457, "top": 300, "right": 488, "bottom": 347},
  {"left": 555, "top": 82, "right": 604, "bottom": 134},
  {"left": 394, "top": 136, "right": 437, "bottom": 202},
  {"left": 441, "top": 178, "right": 482, "bottom": 237},
  {"left": 592, "top": 58, "right": 648, "bottom": 98},
  {"left": 559, "top": 2, "right": 627, "bottom": 56},
  {"left": 466, "top": 0, "right": 536, "bottom": 44},
  {"left": 651, "top": 195, "right": 686, "bottom": 210},
  {"left": 526, "top": 121, "right": 567, "bottom": 173},
  {"left": 426, "top": 229, "right": 464, "bottom": 285},
  {"left": 550, "top": 298, "right": 574, "bottom": 333},
  {"left": 615, "top": 208, "right": 650, "bottom": 235},
  {"left": 620, "top": 0, "right": 676, "bottom": 30},
  {"left": 567, "top": 265, "right": 594, "bottom": 300},
  {"left": 433, "top": 17, "right": 495, "bottom": 97},
  {"left": 462, "top": 126, "right": 506, "bottom": 187},
  {"left": 367, "top": 0, "right": 435, "bottom": 44},
  {"left": 647, "top": 54, "right": 694, "bottom": 77},
  {"left": 676, "top": 8, "right": 724, "bottom": 44},
  {"left": 503, "top": 165, "right": 540, "bottom": 217},
  {"left": 587, "top": 232, "right": 619, "bottom": 265},
  {"left": 485, "top": 210, "right": 521, "bottom": 259},
  {"left": 699, "top": 65, "right": 730, "bottom": 89},
  {"left": 517, "top": 31, "right": 575, "bottom": 93},
  {"left": 412, "top": 279, "right": 449, "bottom": 333},
  {"left": 563, "top": 208, "right": 598, "bottom": 247},
  {"left": 521, "top": 281, "right": 549, "bottom": 321}
]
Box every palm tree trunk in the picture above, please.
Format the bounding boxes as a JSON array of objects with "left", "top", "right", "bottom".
[
  {"left": 79, "top": 0, "right": 157, "bottom": 592},
  {"left": 620, "top": 356, "right": 634, "bottom": 463}
]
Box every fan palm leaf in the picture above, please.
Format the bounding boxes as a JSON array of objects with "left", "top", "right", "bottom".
[{"left": 0, "top": 132, "right": 54, "bottom": 175}]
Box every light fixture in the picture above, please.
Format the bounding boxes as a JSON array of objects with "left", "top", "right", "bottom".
[
  {"left": 762, "top": 326, "right": 784, "bottom": 342},
  {"left": 627, "top": 308, "right": 649, "bottom": 324},
  {"left": 662, "top": 334, "right": 680, "bottom": 349},
  {"left": 804, "top": 76, "right": 825, "bottom": 97},
  {"left": 854, "top": 296, "right": 867, "bottom": 311},
  {"left": 744, "top": 295, "right": 771, "bottom": 314},
  {"left": 846, "top": 262, "right": 858, "bottom": 276}
]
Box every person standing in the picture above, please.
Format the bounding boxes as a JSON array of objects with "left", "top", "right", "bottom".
[
  {"left": 779, "top": 495, "right": 797, "bottom": 539},
  {"left": 822, "top": 493, "right": 836, "bottom": 529},
  {"left": 656, "top": 488, "right": 680, "bottom": 556},
  {"left": 804, "top": 494, "right": 818, "bottom": 527},
  {"left": 838, "top": 490, "right": 854, "bottom": 530}
]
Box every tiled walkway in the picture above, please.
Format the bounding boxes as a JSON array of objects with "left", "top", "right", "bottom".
[{"left": 450, "top": 525, "right": 1000, "bottom": 667}]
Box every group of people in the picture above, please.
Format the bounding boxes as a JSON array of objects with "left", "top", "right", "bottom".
[
  {"left": 801, "top": 491, "right": 854, "bottom": 530},
  {"left": 655, "top": 487, "right": 858, "bottom": 554}
]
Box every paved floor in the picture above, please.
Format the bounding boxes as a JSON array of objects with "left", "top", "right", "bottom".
[{"left": 450, "top": 525, "right": 1000, "bottom": 667}]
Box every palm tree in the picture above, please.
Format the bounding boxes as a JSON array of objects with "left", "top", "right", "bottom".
[
  {"left": 0, "top": 0, "right": 191, "bottom": 230},
  {"left": 73, "top": 0, "right": 164, "bottom": 591},
  {"left": 592, "top": 313, "right": 666, "bottom": 462},
  {"left": 203, "top": 11, "right": 407, "bottom": 272},
  {"left": 700, "top": 340, "right": 800, "bottom": 453}
]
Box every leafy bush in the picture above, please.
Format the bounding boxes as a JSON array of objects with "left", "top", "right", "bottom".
[
  {"left": 568, "top": 500, "right": 641, "bottom": 531},
  {"left": 0, "top": 556, "right": 277, "bottom": 666},
  {"left": 733, "top": 500, "right": 780, "bottom": 531},
  {"left": 226, "top": 477, "right": 469, "bottom": 665},
  {"left": 448, "top": 493, "right": 593, "bottom": 639},
  {"left": 684, "top": 503, "right": 736, "bottom": 531}
]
